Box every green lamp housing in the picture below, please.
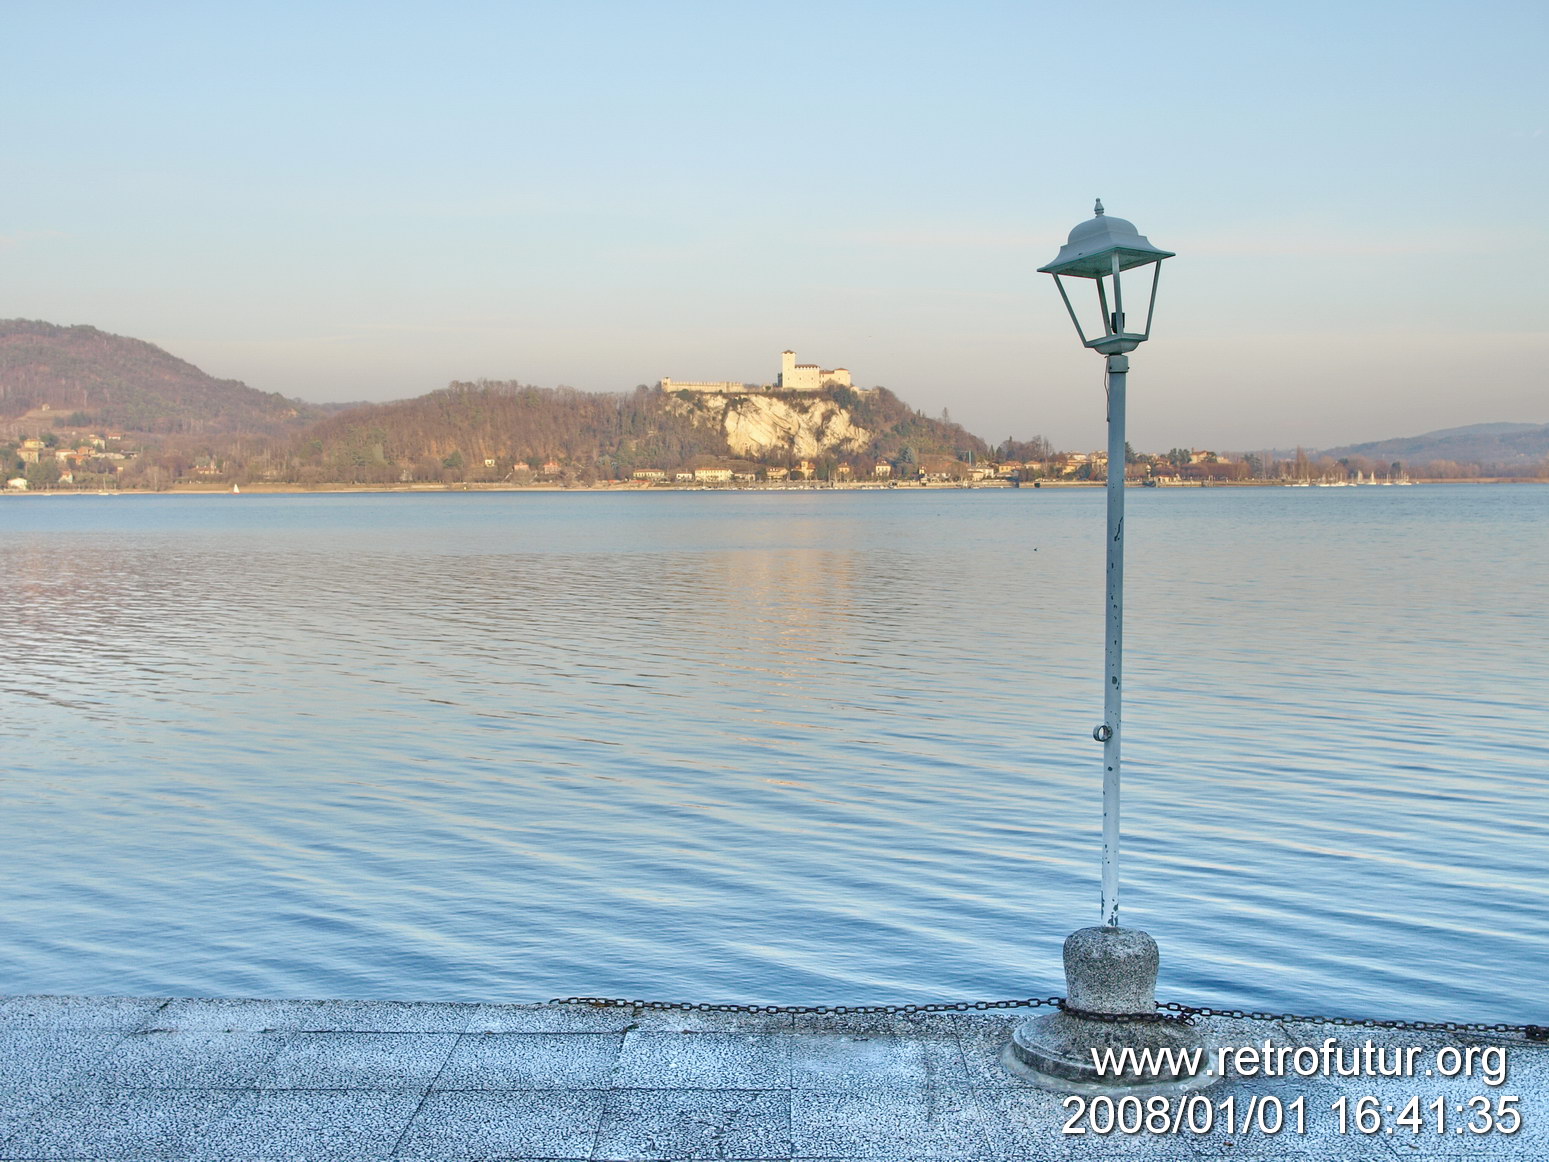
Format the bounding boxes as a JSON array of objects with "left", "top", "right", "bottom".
[{"left": 1039, "top": 201, "right": 1175, "bottom": 355}]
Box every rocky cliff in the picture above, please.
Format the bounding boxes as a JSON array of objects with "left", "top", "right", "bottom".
[{"left": 666, "top": 391, "right": 873, "bottom": 459}]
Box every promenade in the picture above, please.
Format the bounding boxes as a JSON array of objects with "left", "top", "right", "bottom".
[{"left": 1, "top": 994, "right": 1542, "bottom": 1160}]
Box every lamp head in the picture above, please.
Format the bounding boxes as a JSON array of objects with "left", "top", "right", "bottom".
[
  {"left": 1040, "top": 201, "right": 1174, "bottom": 355},
  {"left": 1039, "top": 200, "right": 1174, "bottom": 278}
]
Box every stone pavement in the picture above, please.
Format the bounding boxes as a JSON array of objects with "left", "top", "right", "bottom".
[{"left": 1, "top": 994, "right": 1543, "bottom": 1160}]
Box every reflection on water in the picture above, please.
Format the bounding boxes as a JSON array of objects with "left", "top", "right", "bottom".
[{"left": 2, "top": 487, "right": 1546, "bottom": 1023}]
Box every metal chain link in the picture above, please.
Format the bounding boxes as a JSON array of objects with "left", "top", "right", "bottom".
[{"left": 551, "top": 994, "right": 1548, "bottom": 1042}]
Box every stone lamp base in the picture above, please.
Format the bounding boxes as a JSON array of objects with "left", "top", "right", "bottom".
[{"left": 1005, "top": 926, "right": 1217, "bottom": 1094}]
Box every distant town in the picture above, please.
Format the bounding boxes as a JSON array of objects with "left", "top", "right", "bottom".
[{"left": 0, "top": 413, "right": 1482, "bottom": 493}]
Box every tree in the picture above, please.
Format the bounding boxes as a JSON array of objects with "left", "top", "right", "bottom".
[{"left": 26, "top": 458, "right": 62, "bottom": 488}]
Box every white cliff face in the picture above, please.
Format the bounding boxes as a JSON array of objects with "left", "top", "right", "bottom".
[{"left": 669, "top": 393, "right": 871, "bottom": 459}]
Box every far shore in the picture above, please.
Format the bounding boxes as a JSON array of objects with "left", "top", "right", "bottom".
[{"left": 4, "top": 477, "right": 1544, "bottom": 498}]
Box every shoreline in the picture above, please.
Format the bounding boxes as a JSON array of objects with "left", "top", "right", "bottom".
[{"left": 4, "top": 477, "right": 1545, "bottom": 498}]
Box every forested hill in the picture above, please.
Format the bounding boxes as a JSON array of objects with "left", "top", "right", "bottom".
[
  {"left": 0, "top": 319, "right": 323, "bottom": 434},
  {"left": 283, "top": 380, "right": 989, "bottom": 483}
]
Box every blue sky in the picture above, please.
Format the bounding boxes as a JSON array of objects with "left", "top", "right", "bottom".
[{"left": 5, "top": 0, "right": 1544, "bottom": 450}]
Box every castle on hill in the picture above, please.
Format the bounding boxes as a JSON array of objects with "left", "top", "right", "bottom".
[{"left": 661, "top": 350, "right": 853, "bottom": 394}]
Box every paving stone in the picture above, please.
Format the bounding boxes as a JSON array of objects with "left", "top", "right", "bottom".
[
  {"left": 1494, "top": 1038, "right": 1549, "bottom": 1087},
  {"left": 476, "top": 1002, "right": 796, "bottom": 1034},
  {"left": 83, "top": 1030, "right": 282, "bottom": 1089},
  {"left": 0, "top": 1085, "right": 239, "bottom": 1160},
  {"left": 151, "top": 997, "right": 473, "bottom": 1034},
  {"left": 613, "top": 1030, "right": 790, "bottom": 1090},
  {"left": 0, "top": 1030, "right": 126, "bottom": 1093},
  {"left": 786, "top": 1031, "right": 971, "bottom": 1091},
  {"left": 594, "top": 1087, "right": 789, "bottom": 1160},
  {"left": 974, "top": 1086, "right": 1208, "bottom": 1158},
  {"left": 958, "top": 1022, "right": 1028, "bottom": 1091},
  {"left": 0, "top": 995, "right": 170, "bottom": 1032},
  {"left": 251, "top": 1031, "right": 458, "bottom": 1089},
  {"left": 1150, "top": 1072, "right": 1355, "bottom": 1158},
  {"left": 790, "top": 1087, "right": 997, "bottom": 1159},
  {"left": 436, "top": 1033, "right": 624, "bottom": 1090},
  {"left": 193, "top": 1087, "right": 427, "bottom": 1160},
  {"left": 0, "top": 1084, "right": 60, "bottom": 1146},
  {"left": 626, "top": 1007, "right": 797, "bottom": 1035},
  {"left": 394, "top": 1088, "right": 606, "bottom": 1159},
  {"left": 468, "top": 1003, "right": 643, "bottom": 1035}
]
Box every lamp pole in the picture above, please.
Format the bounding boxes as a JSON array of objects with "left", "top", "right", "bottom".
[
  {"left": 1007, "top": 204, "right": 1209, "bottom": 1092},
  {"left": 1100, "top": 347, "right": 1126, "bottom": 927}
]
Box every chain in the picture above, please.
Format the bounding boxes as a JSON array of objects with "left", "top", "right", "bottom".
[
  {"left": 1155, "top": 1002, "right": 1548, "bottom": 1042},
  {"left": 551, "top": 995, "right": 1064, "bottom": 1016},
  {"left": 551, "top": 995, "right": 1548, "bottom": 1043}
]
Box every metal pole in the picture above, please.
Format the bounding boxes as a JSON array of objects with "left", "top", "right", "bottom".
[{"left": 1101, "top": 352, "right": 1128, "bottom": 927}]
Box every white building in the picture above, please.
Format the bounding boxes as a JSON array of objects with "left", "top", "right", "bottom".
[
  {"left": 660, "top": 378, "right": 749, "bottom": 393},
  {"left": 662, "top": 350, "right": 854, "bottom": 394},
  {"left": 776, "top": 350, "right": 850, "bottom": 391}
]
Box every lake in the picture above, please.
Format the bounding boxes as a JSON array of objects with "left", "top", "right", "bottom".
[{"left": 3, "top": 485, "right": 1546, "bottom": 1026}]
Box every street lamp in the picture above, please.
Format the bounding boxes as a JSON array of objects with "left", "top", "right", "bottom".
[
  {"left": 1040, "top": 198, "right": 1173, "bottom": 929},
  {"left": 1005, "top": 202, "right": 1211, "bottom": 1092}
]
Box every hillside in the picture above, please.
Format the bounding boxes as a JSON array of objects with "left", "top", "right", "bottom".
[
  {"left": 274, "top": 380, "right": 990, "bottom": 485},
  {"left": 0, "top": 319, "right": 323, "bottom": 435},
  {"left": 1322, "top": 421, "right": 1549, "bottom": 472}
]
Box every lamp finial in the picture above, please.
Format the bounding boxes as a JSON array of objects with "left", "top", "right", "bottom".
[{"left": 1094, "top": 198, "right": 1104, "bottom": 217}]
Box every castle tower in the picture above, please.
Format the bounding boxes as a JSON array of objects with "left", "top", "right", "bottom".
[{"left": 779, "top": 350, "right": 796, "bottom": 389}]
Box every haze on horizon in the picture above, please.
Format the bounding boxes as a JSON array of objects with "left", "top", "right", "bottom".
[{"left": 4, "top": 0, "right": 1544, "bottom": 453}]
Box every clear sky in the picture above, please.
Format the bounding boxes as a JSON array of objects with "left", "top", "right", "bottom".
[{"left": 5, "top": 0, "right": 1545, "bottom": 452}]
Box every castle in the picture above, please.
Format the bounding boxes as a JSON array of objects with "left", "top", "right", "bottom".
[
  {"left": 776, "top": 350, "right": 851, "bottom": 391},
  {"left": 661, "top": 350, "right": 852, "bottom": 394}
]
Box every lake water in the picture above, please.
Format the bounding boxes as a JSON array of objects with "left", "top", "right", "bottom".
[{"left": 3, "top": 485, "right": 1546, "bottom": 1026}]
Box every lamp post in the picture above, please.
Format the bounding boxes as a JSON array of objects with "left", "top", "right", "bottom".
[
  {"left": 1039, "top": 199, "right": 1173, "bottom": 929},
  {"left": 1005, "top": 203, "right": 1211, "bottom": 1093}
]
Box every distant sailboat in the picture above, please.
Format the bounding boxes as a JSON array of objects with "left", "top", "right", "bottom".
[{"left": 231, "top": 484, "right": 241, "bottom": 494}]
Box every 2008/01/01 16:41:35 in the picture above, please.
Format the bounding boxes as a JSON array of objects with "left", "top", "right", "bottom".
[{"left": 1060, "top": 1093, "right": 1524, "bottom": 1137}]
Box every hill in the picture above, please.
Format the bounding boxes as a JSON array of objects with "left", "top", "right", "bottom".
[
  {"left": 0, "top": 319, "right": 323, "bottom": 435},
  {"left": 1321, "top": 421, "right": 1549, "bottom": 473},
  {"left": 274, "top": 380, "right": 990, "bottom": 485}
]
